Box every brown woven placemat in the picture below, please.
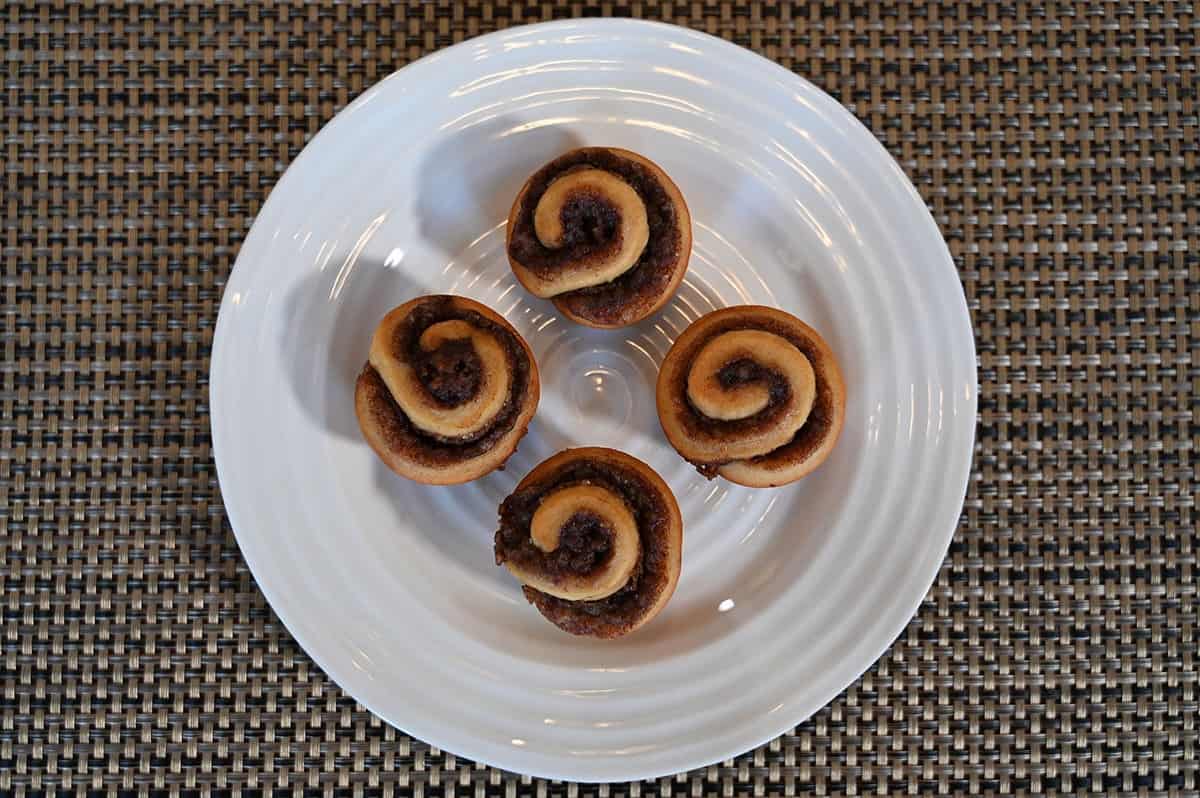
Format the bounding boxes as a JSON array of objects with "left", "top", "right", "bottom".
[{"left": 2, "top": 1, "right": 1196, "bottom": 795}]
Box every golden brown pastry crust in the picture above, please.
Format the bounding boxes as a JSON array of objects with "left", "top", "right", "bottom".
[
  {"left": 494, "top": 447, "right": 683, "bottom": 638},
  {"left": 355, "top": 295, "right": 540, "bottom": 485},
  {"left": 656, "top": 306, "right": 846, "bottom": 488},
  {"left": 506, "top": 147, "right": 691, "bottom": 329}
]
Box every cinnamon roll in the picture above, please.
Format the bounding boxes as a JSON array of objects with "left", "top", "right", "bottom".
[
  {"left": 355, "top": 295, "right": 540, "bottom": 485},
  {"left": 495, "top": 448, "right": 683, "bottom": 638},
  {"left": 657, "top": 306, "right": 846, "bottom": 488},
  {"left": 506, "top": 147, "right": 692, "bottom": 328}
]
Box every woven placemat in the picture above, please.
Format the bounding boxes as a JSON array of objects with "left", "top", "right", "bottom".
[{"left": 2, "top": 1, "right": 1196, "bottom": 795}]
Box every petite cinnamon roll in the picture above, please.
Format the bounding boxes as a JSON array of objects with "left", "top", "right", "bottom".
[
  {"left": 657, "top": 306, "right": 846, "bottom": 488},
  {"left": 355, "top": 295, "right": 540, "bottom": 485},
  {"left": 495, "top": 448, "right": 683, "bottom": 638},
  {"left": 506, "top": 147, "right": 692, "bottom": 329}
]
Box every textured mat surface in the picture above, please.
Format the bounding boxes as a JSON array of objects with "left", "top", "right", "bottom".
[{"left": 2, "top": 2, "right": 1197, "bottom": 795}]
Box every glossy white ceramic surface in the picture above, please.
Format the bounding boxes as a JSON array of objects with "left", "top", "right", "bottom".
[{"left": 210, "top": 19, "right": 976, "bottom": 782}]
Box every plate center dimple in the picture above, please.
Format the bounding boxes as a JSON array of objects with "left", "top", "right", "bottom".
[{"left": 571, "top": 359, "right": 635, "bottom": 431}]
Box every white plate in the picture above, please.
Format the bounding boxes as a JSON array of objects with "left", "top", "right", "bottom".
[{"left": 211, "top": 19, "right": 976, "bottom": 782}]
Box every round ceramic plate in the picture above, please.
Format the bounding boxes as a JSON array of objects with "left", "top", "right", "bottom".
[{"left": 211, "top": 19, "right": 976, "bottom": 782}]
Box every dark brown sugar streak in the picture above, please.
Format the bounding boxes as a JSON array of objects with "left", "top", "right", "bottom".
[
  {"left": 358, "top": 296, "right": 533, "bottom": 465},
  {"left": 495, "top": 458, "right": 673, "bottom": 637},
  {"left": 495, "top": 509, "right": 615, "bottom": 579},
  {"left": 508, "top": 149, "right": 683, "bottom": 327},
  {"left": 669, "top": 317, "right": 836, "bottom": 473},
  {"left": 414, "top": 338, "right": 482, "bottom": 408}
]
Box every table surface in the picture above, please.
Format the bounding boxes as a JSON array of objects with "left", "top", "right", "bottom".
[{"left": 2, "top": 2, "right": 1196, "bottom": 795}]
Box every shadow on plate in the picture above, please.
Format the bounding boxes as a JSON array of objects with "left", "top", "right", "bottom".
[
  {"left": 365, "top": 404, "right": 579, "bottom": 591},
  {"left": 416, "top": 116, "right": 584, "bottom": 259},
  {"left": 282, "top": 255, "right": 431, "bottom": 441}
]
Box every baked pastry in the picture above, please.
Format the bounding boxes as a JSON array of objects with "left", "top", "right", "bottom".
[
  {"left": 506, "top": 147, "right": 691, "bottom": 328},
  {"left": 355, "top": 295, "right": 540, "bottom": 485},
  {"left": 495, "top": 447, "right": 683, "bottom": 638},
  {"left": 656, "top": 306, "right": 845, "bottom": 487}
]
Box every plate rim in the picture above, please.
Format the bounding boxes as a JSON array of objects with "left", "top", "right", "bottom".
[{"left": 210, "top": 17, "right": 978, "bottom": 782}]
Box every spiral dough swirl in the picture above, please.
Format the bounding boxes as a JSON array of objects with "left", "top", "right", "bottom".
[
  {"left": 657, "top": 306, "right": 846, "bottom": 488},
  {"left": 369, "top": 316, "right": 511, "bottom": 442},
  {"left": 355, "top": 295, "right": 540, "bottom": 485},
  {"left": 507, "top": 147, "right": 691, "bottom": 329},
  {"left": 525, "top": 168, "right": 650, "bottom": 297},
  {"left": 495, "top": 448, "right": 683, "bottom": 638},
  {"left": 502, "top": 484, "right": 641, "bottom": 602}
]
